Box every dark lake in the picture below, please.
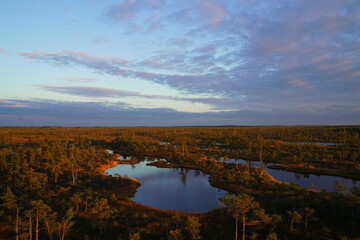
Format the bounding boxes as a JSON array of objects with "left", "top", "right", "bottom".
[{"left": 105, "top": 161, "right": 227, "bottom": 213}]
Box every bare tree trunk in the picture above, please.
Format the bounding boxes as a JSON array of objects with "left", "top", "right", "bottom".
[
  {"left": 61, "top": 224, "right": 66, "bottom": 240},
  {"left": 45, "top": 219, "right": 53, "bottom": 240},
  {"left": 2, "top": 154, "right": 6, "bottom": 170},
  {"left": 242, "top": 215, "right": 246, "bottom": 240},
  {"left": 235, "top": 216, "right": 238, "bottom": 240},
  {"left": 15, "top": 208, "right": 19, "bottom": 240},
  {"left": 85, "top": 198, "right": 88, "bottom": 213},
  {"left": 35, "top": 216, "right": 39, "bottom": 240},
  {"left": 29, "top": 216, "right": 33, "bottom": 240},
  {"left": 70, "top": 165, "right": 76, "bottom": 184}
]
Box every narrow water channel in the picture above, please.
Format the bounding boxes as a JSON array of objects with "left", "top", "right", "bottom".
[{"left": 224, "top": 158, "right": 360, "bottom": 192}]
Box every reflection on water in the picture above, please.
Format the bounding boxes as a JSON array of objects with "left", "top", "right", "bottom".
[
  {"left": 118, "top": 156, "right": 132, "bottom": 161},
  {"left": 105, "top": 149, "right": 114, "bottom": 154},
  {"left": 106, "top": 161, "right": 227, "bottom": 213},
  {"left": 225, "top": 158, "right": 360, "bottom": 192}
]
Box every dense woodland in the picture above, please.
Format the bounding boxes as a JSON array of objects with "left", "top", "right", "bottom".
[{"left": 0, "top": 126, "right": 360, "bottom": 240}]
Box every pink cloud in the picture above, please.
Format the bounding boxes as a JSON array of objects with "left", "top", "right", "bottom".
[
  {"left": 59, "top": 78, "right": 98, "bottom": 83},
  {"left": 196, "top": 0, "right": 228, "bottom": 28},
  {"left": 287, "top": 79, "right": 313, "bottom": 89}
]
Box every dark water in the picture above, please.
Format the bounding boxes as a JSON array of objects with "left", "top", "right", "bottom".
[
  {"left": 224, "top": 159, "right": 359, "bottom": 192},
  {"left": 284, "top": 141, "right": 345, "bottom": 146},
  {"left": 106, "top": 161, "right": 227, "bottom": 213}
]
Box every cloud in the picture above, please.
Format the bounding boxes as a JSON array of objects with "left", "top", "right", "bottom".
[
  {"left": 287, "top": 78, "right": 313, "bottom": 89},
  {"left": 1, "top": 98, "right": 359, "bottom": 126},
  {"left": 20, "top": 50, "right": 232, "bottom": 96},
  {"left": 168, "top": 38, "right": 193, "bottom": 46},
  {"left": 0, "top": 48, "right": 5, "bottom": 54},
  {"left": 20, "top": 50, "right": 130, "bottom": 74},
  {"left": 93, "top": 37, "right": 108, "bottom": 44},
  {"left": 106, "top": 1, "right": 141, "bottom": 20},
  {"left": 196, "top": 0, "right": 228, "bottom": 28},
  {"left": 36, "top": 85, "right": 235, "bottom": 107},
  {"left": 59, "top": 78, "right": 98, "bottom": 83},
  {"left": 105, "top": 0, "right": 165, "bottom": 33}
]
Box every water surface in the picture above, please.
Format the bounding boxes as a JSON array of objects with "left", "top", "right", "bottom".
[
  {"left": 225, "top": 159, "right": 359, "bottom": 192},
  {"left": 106, "top": 158, "right": 360, "bottom": 213},
  {"left": 106, "top": 161, "right": 227, "bottom": 213},
  {"left": 284, "top": 141, "right": 345, "bottom": 146}
]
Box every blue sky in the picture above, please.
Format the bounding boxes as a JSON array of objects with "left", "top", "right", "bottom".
[{"left": 1, "top": 0, "right": 359, "bottom": 126}]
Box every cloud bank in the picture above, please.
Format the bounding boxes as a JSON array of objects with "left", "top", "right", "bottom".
[{"left": 1, "top": 98, "right": 359, "bottom": 126}]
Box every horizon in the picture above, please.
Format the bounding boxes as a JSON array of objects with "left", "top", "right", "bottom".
[
  {"left": 1, "top": 0, "right": 360, "bottom": 126},
  {"left": 1, "top": 124, "right": 359, "bottom": 128}
]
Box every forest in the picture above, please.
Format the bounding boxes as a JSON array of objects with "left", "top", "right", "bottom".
[{"left": 0, "top": 126, "right": 360, "bottom": 240}]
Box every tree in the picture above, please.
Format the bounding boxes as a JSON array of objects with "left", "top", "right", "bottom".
[
  {"left": 219, "top": 194, "right": 269, "bottom": 240},
  {"left": 30, "top": 200, "right": 54, "bottom": 240},
  {"left": 49, "top": 157, "right": 63, "bottom": 183},
  {"left": 1, "top": 186, "right": 17, "bottom": 212},
  {"left": 348, "top": 186, "right": 360, "bottom": 232},
  {"left": 304, "top": 207, "right": 315, "bottom": 229},
  {"left": 18, "top": 168, "right": 48, "bottom": 194},
  {"left": 90, "top": 198, "right": 113, "bottom": 234},
  {"left": 55, "top": 208, "right": 75, "bottom": 240},
  {"left": 129, "top": 232, "right": 141, "bottom": 240},
  {"left": 70, "top": 193, "right": 82, "bottom": 213},
  {"left": 169, "top": 228, "right": 183, "bottom": 240},
  {"left": 334, "top": 181, "right": 347, "bottom": 194},
  {"left": 25, "top": 210, "right": 33, "bottom": 240},
  {"left": 270, "top": 214, "right": 282, "bottom": 232},
  {"left": 287, "top": 211, "right": 302, "bottom": 232},
  {"left": 266, "top": 232, "right": 279, "bottom": 240},
  {"left": 185, "top": 216, "right": 201, "bottom": 240},
  {"left": 1, "top": 187, "right": 20, "bottom": 240}
]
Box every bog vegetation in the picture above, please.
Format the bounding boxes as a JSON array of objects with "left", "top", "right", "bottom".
[{"left": 0, "top": 126, "right": 359, "bottom": 240}]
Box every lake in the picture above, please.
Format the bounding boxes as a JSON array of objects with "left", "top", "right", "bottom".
[
  {"left": 105, "top": 161, "right": 228, "bottom": 213},
  {"left": 105, "top": 157, "right": 359, "bottom": 213}
]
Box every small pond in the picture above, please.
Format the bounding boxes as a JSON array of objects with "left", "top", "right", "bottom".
[{"left": 106, "top": 161, "right": 227, "bottom": 213}]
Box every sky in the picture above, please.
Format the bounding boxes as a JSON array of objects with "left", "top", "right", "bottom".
[{"left": 0, "top": 0, "right": 359, "bottom": 126}]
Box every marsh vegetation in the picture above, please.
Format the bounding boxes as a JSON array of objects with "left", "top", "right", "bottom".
[{"left": 0, "top": 126, "right": 359, "bottom": 239}]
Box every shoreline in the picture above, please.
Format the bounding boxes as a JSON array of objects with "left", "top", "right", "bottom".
[
  {"left": 100, "top": 159, "right": 142, "bottom": 185},
  {"left": 98, "top": 159, "right": 120, "bottom": 176}
]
